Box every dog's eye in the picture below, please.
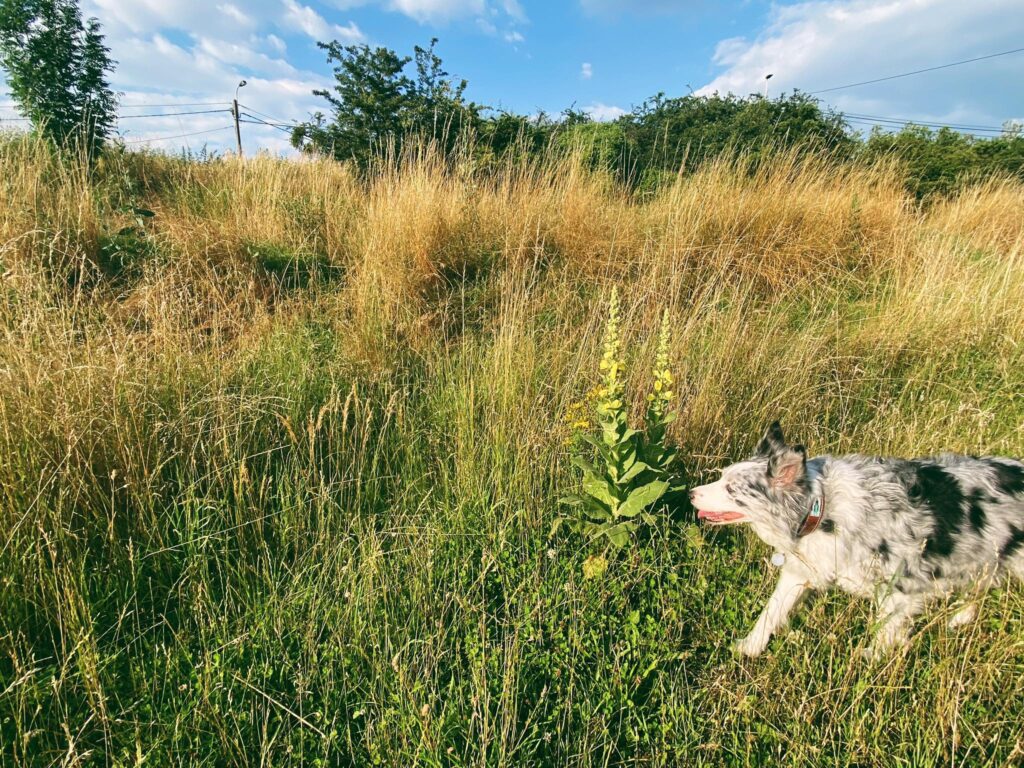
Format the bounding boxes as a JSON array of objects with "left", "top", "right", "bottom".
[{"left": 725, "top": 483, "right": 735, "bottom": 495}]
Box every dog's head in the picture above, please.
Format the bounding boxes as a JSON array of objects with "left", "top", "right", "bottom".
[{"left": 690, "top": 421, "right": 812, "bottom": 545}]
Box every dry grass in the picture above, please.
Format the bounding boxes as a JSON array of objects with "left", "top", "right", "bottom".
[{"left": 1, "top": 134, "right": 1023, "bottom": 765}]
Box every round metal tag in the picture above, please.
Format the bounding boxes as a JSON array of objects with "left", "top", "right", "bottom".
[{"left": 770, "top": 552, "right": 786, "bottom": 567}]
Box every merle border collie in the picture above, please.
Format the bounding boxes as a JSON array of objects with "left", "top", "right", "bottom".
[{"left": 690, "top": 422, "right": 1024, "bottom": 658}]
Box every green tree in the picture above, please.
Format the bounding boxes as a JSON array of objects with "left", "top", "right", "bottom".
[
  {"left": 0, "top": 0, "right": 117, "bottom": 154},
  {"left": 620, "top": 91, "right": 853, "bottom": 186},
  {"left": 861, "top": 124, "right": 1024, "bottom": 198},
  {"left": 293, "top": 38, "right": 478, "bottom": 164},
  {"left": 476, "top": 110, "right": 555, "bottom": 161},
  {"left": 554, "top": 111, "right": 629, "bottom": 174}
]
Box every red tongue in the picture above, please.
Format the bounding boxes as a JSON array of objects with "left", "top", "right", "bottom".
[{"left": 697, "top": 510, "right": 745, "bottom": 523}]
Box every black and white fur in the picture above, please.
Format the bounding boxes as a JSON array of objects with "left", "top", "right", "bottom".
[{"left": 691, "top": 422, "right": 1024, "bottom": 658}]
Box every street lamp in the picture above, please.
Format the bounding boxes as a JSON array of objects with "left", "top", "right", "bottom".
[{"left": 763, "top": 73, "right": 774, "bottom": 98}]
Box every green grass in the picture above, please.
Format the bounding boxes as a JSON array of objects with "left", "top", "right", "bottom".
[{"left": 1, "top": 140, "right": 1023, "bottom": 765}]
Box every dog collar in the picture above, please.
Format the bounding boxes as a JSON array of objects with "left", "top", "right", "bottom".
[{"left": 797, "top": 494, "right": 824, "bottom": 537}]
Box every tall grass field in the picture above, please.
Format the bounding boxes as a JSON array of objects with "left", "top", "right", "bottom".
[{"left": 1, "top": 136, "right": 1023, "bottom": 765}]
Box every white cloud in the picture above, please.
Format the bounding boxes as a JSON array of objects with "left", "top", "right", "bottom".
[
  {"left": 265, "top": 33, "right": 287, "bottom": 53},
  {"left": 329, "top": 19, "right": 365, "bottom": 43},
  {"left": 376, "top": 0, "right": 526, "bottom": 26},
  {"left": 581, "top": 62, "right": 593, "bottom": 80},
  {"left": 217, "top": 3, "right": 254, "bottom": 26},
  {"left": 87, "top": 0, "right": 282, "bottom": 37},
  {"left": 386, "top": 0, "right": 485, "bottom": 23},
  {"left": 49, "top": 0, "right": 527, "bottom": 156},
  {"left": 195, "top": 36, "right": 300, "bottom": 77},
  {"left": 698, "top": 0, "right": 1024, "bottom": 131},
  {"left": 585, "top": 102, "right": 626, "bottom": 121},
  {"left": 281, "top": 0, "right": 365, "bottom": 42},
  {"left": 70, "top": 1, "right": 344, "bottom": 156},
  {"left": 710, "top": 36, "right": 747, "bottom": 68},
  {"left": 113, "top": 74, "right": 324, "bottom": 156},
  {"left": 579, "top": 0, "right": 700, "bottom": 15},
  {"left": 501, "top": 0, "right": 527, "bottom": 23}
]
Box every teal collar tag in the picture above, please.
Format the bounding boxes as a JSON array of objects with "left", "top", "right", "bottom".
[{"left": 798, "top": 494, "right": 824, "bottom": 537}]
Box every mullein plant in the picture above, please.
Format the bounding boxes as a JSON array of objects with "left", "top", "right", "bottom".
[
  {"left": 642, "top": 310, "right": 679, "bottom": 477},
  {"left": 556, "top": 290, "right": 684, "bottom": 549}
]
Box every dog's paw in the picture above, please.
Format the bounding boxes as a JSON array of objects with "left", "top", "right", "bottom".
[
  {"left": 732, "top": 636, "right": 764, "bottom": 658},
  {"left": 860, "top": 638, "right": 909, "bottom": 662},
  {"left": 858, "top": 645, "right": 880, "bottom": 662},
  {"left": 948, "top": 603, "right": 977, "bottom": 629}
]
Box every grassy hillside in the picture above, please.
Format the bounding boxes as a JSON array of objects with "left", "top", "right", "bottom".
[{"left": 1, "top": 136, "right": 1023, "bottom": 766}]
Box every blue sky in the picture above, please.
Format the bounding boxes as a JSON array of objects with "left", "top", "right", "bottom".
[{"left": 2, "top": 0, "right": 1022, "bottom": 155}]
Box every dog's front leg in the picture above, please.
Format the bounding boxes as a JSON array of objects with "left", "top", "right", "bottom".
[
  {"left": 735, "top": 570, "right": 808, "bottom": 658},
  {"left": 864, "top": 591, "right": 923, "bottom": 658}
]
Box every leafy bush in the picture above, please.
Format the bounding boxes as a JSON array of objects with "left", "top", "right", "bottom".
[
  {"left": 96, "top": 206, "right": 157, "bottom": 281},
  {"left": 860, "top": 124, "right": 1024, "bottom": 198},
  {"left": 556, "top": 289, "right": 684, "bottom": 548}
]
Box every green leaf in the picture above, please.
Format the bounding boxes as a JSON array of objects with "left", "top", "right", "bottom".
[
  {"left": 580, "top": 496, "right": 613, "bottom": 522},
  {"left": 599, "top": 521, "right": 634, "bottom": 548},
  {"left": 617, "top": 480, "right": 669, "bottom": 519},
  {"left": 582, "top": 470, "right": 618, "bottom": 509},
  {"left": 620, "top": 444, "right": 638, "bottom": 471},
  {"left": 619, "top": 460, "right": 651, "bottom": 484},
  {"left": 602, "top": 422, "right": 622, "bottom": 447},
  {"left": 570, "top": 455, "right": 597, "bottom": 475},
  {"left": 620, "top": 427, "right": 641, "bottom": 443},
  {"left": 579, "top": 433, "right": 613, "bottom": 463}
]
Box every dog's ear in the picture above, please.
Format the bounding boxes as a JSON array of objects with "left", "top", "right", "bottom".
[
  {"left": 756, "top": 420, "right": 787, "bottom": 457},
  {"left": 768, "top": 444, "right": 807, "bottom": 487}
]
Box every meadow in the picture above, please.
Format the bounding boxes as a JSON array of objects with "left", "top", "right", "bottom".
[{"left": 1, "top": 135, "right": 1023, "bottom": 766}]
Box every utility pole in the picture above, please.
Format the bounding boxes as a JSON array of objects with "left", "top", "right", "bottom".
[
  {"left": 232, "top": 99, "right": 242, "bottom": 157},
  {"left": 233, "top": 80, "right": 247, "bottom": 158}
]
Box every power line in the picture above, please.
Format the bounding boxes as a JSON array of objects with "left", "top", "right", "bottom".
[
  {"left": 810, "top": 46, "right": 1024, "bottom": 94},
  {"left": 115, "top": 108, "right": 232, "bottom": 120},
  {"left": 843, "top": 118, "right": 1004, "bottom": 138},
  {"left": 120, "top": 125, "right": 234, "bottom": 145},
  {"left": 238, "top": 103, "right": 298, "bottom": 126},
  {"left": 3, "top": 108, "right": 231, "bottom": 120},
  {"left": 843, "top": 112, "right": 1007, "bottom": 132},
  {"left": 240, "top": 114, "right": 296, "bottom": 135},
  {"left": 118, "top": 101, "right": 229, "bottom": 108},
  {"left": 3, "top": 98, "right": 229, "bottom": 109},
  {"left": 240, "top": 116, "right": 294, "bottom": 129},
  {"left": 843, "top": 115, "right": 1005, "bottom": 133}
]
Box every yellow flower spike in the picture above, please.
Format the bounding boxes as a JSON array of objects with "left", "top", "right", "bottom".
[
  {"left": 645, "top": 307, "right": 676, "bottom": 425},
  {"left": 594, "top": 286, "right": 627, "bottom": 425}
]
